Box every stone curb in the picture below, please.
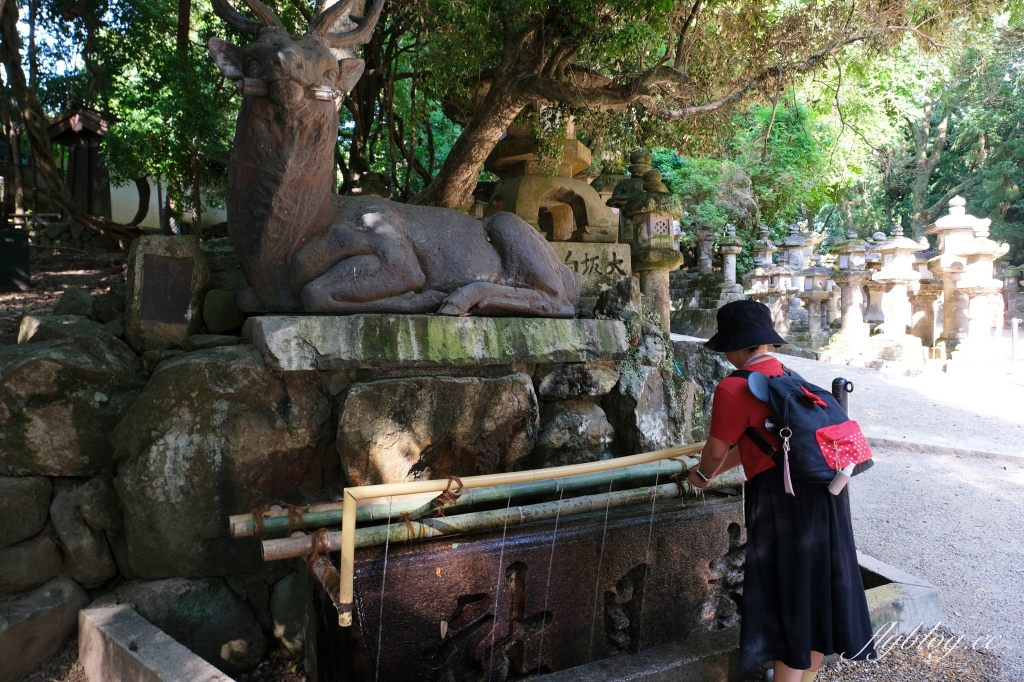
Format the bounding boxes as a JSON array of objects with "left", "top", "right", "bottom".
[
  {"left": 79, "top": 605, "right": 234, "bottom": 682},
  {"left": 858, "top": 551, "right": 942, "bottom": 638},
  {"left": 867, "top": 437, "right": 1023, "bottom": 463}
]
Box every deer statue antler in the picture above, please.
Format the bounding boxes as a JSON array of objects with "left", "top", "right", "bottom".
[
  {"left": 310, "top": 0, "right": 385, "bottom": 48},
  {"left": 211, "top": 0, "right": 284, "bottom": 34}
]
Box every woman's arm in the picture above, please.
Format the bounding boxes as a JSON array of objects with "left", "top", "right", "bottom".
[{"left": 687, "top": 435, "right": 733, "bottom": 489}]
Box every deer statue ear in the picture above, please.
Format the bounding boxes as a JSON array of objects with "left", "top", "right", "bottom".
[
  {"left": 208, "top": 36, "right": 245, "bottom": 80},
  {"left": 336, "top": 58, "right": 366, "bottom": 93}
]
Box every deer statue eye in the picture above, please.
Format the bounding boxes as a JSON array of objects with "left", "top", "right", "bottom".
[{"left": 245, "top": 57, "right": 264, "bottom": 78}]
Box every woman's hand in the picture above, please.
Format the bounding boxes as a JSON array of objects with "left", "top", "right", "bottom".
[{"left": 687, "top": 467, "right": 711, "bottom": 489}]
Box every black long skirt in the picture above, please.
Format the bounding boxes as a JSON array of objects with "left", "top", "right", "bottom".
[{"left": 739, "top": 464, "right": 878, "bottom": 671}]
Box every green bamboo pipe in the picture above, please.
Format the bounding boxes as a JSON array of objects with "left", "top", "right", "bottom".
[
  {"left": 260, "top": 468, "right": 745, "bottom": 561},
  {"left": 233, "top": 457, "right": 711, "bottom": 538}
]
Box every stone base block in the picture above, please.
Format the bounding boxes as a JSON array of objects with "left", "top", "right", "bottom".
[
  {"left": 670, "top": 308, "right": 718, "bottom": 339},
  {"left": 858, "top": 552, "right": 941, "bottom": 636},
  {"left": 541, "top": 626, "right": 742, "bottom": 682},
  {"left": 549, "top": 242, "right": 631, "bottom": 297},
  {"left": 245, "top": 314, "right": 629, "bottom": 371},
  {"left": 309, "top": 497, "right": 745, "bottom": 682},
  {"left": 79, "top": 605, "right": 233, "bottom": 682}
]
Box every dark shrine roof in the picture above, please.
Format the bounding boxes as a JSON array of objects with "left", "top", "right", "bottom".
[{"left": 47, "top": 106, "right": 111, "bottom": 146}]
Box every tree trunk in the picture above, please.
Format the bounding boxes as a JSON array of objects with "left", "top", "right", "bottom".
[
  {"left": 1, "top": 91, "right": 23, "bottom": 221},
  {"left": 176, "top": 0, "right": 191, "bottom": 64},
  {"left": 908, "top": 104, "right": 948, "bottom": 237},
  {"left": 411, "top": 81, "right": 527, "bottom": 208},
  {"left": 190, "top": 146, "right": 202, "bottom": 238}
]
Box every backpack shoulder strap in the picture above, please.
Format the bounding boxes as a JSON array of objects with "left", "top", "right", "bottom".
[
  {"left": 729, "top": 369, "right": 753, "bottom": 379},
  {"left": 743, "top": 426, "right": 777, "bottom": 457}
]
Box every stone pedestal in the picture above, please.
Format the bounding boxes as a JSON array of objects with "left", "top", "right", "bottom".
[
  {"left": 717, "top": 224, "right": 745, "bottom": 308},
  {"left": 696, "top": 229, "right": 715, "bottom": 276},
  {"left": 834, "top": 271, "right": 871, "bottom": 338},
  {"left": 826, "top": 286, "right": 840, "bottom": 325},
  {"left": 863, "top": 280, "right": 886, "bottom": 330},
  {"left": 550, "top": 242, "right": 631, "bottom": 309},
  {"left": 909, "top": 281, "right": 943, "bottom": 347}
]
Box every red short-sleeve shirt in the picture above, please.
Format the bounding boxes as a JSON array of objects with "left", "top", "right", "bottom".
[{"left": 708, "top": 356, "right": 784, "bottom": 480}]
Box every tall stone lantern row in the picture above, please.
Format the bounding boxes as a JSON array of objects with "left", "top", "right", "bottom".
[
  {"left": 925, "top": 196, "right": 990, "bottom": 354},
  {"left": 949, "top": 217, "right": 1009, "bottom": 362},
  {"left": 831, "top": 231, "right": 871, "bottom": 339},
  {"left": 781, "top": 224, "right": 809, "bottom": 325},
  {"left": 717, "top": 224, "right": 746, "bottom": 307},
  {"left": 862, "top": 231, "right": 887, "bottom": 330},
  {"left": 797, "top": 254, "right": 833, "bottom": 340},
  {"left": 621, "top": 170, "right": 686, "bottom": 331},
  {"left": 745, "top": 224, "right": 777, "bottom": 305},
  {"left": 910, "top": 238, "right": 942, "bottom": 348},
  {"left": 872, "top": 224, "right": 921, "bottom": 339}
]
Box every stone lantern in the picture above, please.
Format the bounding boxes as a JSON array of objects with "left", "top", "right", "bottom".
[
  {"left": 797, "top": 255, "right": 832, "bottom": 341},
  {"left": 925, "top": 196, "right": 990, "bottom": 353},
  {"left": 696, "top": 226, "right": 716, "bottom": 275},
  {"left": 745, "top": 258, "right": 773, "bottom": 305},
  {"left": 621, "top": 170, "right": 685, "bottom": 331},
  {"left": 484, "top": 118, "right": 617, "bottom": 243},
  {"left": 717, "top": 224, "right": 746, "bottom": 307},
  {"left": 801, "top": 228, "right": 825, "bottom": 265},
  {"left": 767, "top": 262, "right": 794, "bottom": 334},
  {"left": 950, "top": 219, "right": 1009, "bottom": 362},
  {"left": 1000, "top": 265, "right": 1024, "bottom": 325},
  {"left": 752, "top": 224, "right": 778, "bottom": 267},
  {"left": 781, "top": 224, "right": 808, "bottom": 287},
  {"left": 861, "top": 232, "right": 888, "bottom": 330},
  {"left": 872, "top": 224, "right": 921, "bottom": 338},
  {"left": 831, "top": 231, "right": 871, "bottom": 339},
  {"left": 607, "top": 150, "right": 652, "bottom": 245}
]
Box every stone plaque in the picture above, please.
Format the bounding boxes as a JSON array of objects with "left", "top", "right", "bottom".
[
  {"left": 550, "top": 242, "right": 632, "bottom": 297},
  {"left": 140, "top": 255, "right": 194, "bottom": 324}
]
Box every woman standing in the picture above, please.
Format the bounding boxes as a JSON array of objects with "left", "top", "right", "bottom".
[{"left": 686, "top": 300, "right": 876, "bottom": 682}]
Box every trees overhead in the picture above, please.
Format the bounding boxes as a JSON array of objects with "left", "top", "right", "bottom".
[{"left": 402, "top": 0, "right": 985, "bottom": 207}]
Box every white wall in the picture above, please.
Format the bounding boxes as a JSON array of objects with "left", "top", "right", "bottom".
[{"left": 110, "top": 178, "right": 228, "bottom": 230}]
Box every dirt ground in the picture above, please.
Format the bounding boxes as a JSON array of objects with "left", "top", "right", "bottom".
[{"left": 0, "top": 246, "right": 126, "bottom": 339}]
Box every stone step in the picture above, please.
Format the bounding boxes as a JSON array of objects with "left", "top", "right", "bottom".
[
  {"left": 671, "top": 309, "right": 719, "bottom": 340},
  {"left": 539, "top": 625, "right": 743, "bottom": 682}
]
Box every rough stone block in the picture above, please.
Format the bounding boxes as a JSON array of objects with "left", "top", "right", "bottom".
[
  {"left": 271, "top": 572, "right": 305, "bottom": 655},
  {"left": 0, "top": 476, "right": 52, "bottom": 547},
  {"left": 202, "top": 289, "right": 245, "bottom": 334},
  {"left": 17, "top": 314, "right": 105, "bottom": 343},
  {"left": 91, "top": 578, "right": 266, "bottom": 675},
  {"left": 113, "top": 345, "right": 330, "bottom": 577},
  {"left": 336, "top": 373, "right": 538, "bottom": 486},
  {"left": 52, "top": 287, "right": 96, "bottom": 318},
  {"left": 0, "top": 578, "right": 90, "bottom": 682},
  {"left": 0, "top": 335, "right": 145, "bottom": 477},
  {"left": 51, "top": 482, "right": 117, "bottom": 588},
  {"left": 522, "top": 399, "right": 614, "bottom": 469},
  {"left": 79, "top": 476, "right": 123, "bottom": 532},
  {"left": 79, "top": 605, "right": 233, "bottom": 682},
  {"left": 200, "top": 237, "right": 249, "bottom": 292},
  {"left": 534, "top": 363, "right": 620, "bottom": 401},
  {"left": 245, "top": 314, "right": 629, "bottom": 371},
  {"left": 125, "top": 235, "right": 210, "bottom": 353},
  {"left": 549, "top": 243, "right": 632, "bottom": 297},
  {"left": 93, "top": 284, "right": 127, "bottom": 324},
  {"left": 181, "top": 333, "right": 241, "bottom": 351},
  {"left": 0, "top": 534, "right": 62, "bottom": 595}
]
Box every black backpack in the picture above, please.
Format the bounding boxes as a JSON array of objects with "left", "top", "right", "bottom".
[{"left": 730, "top": 366, "right": 874, "bottom": 495}]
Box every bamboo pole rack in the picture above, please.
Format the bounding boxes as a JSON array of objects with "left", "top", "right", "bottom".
[{"left": 335, "top": 441, "right": 706, "bottom": 626}]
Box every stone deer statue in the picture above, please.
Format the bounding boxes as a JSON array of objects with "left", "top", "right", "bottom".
[{"left": 207, "top": 0, "right": 579, "bottom": 317}]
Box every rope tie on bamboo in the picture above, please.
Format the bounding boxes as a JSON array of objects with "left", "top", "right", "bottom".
[
  {"left": 434, "top": 476, "right": 464, "bottom": 516},
  {"left": 283, "top": 503, "right": 308, "bottom": 537},
  {"left": 305, "top": 527, "right": 331, "bottom": 575},
  {"left": 400, "top": 512, "right": 417, "bottom": 541},
  {"left": 249, "top": 503, "right": 270, "bottom": 538}
]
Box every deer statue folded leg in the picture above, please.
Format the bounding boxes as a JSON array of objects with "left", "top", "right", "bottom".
[{"left": 207, "top": 0, "right": 579, "bottom": 317}]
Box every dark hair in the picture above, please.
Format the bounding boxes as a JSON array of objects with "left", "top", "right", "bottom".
[{"left": 747, "top": 345, "right": 760, "bottom": 352}]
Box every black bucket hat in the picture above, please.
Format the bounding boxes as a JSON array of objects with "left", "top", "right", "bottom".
[{"left": 704, "top": 300, "right": 787, "bottom": 352}]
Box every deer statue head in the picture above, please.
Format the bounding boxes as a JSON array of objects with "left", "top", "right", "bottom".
[
  {"left": 206, "top": 0, "right": 385, "bottom": 311},
  {"left": 207, "top": 0, "right": 383, "bottom": 111}
]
